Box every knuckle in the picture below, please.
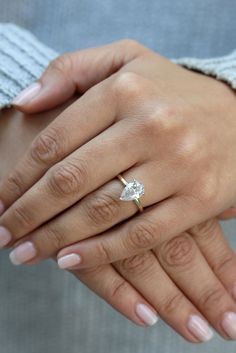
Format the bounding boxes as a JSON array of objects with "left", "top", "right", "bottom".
[
  {"left": 190, "top": 218, "right": 218, "bottom": 238},
  {"left": 93, "top": 241, "right": 112, "bottom": 264},
  {"left": 190, "top": 167, "right": 219, "bottom": 209},
  {"left": 198, "top": 177, "right": 218, "bottom": 206},
  {"left": 174, "top": 130, "right": 201, "bottom": 167},
  {"left": 119, "top": 39, "right": 147, "bottom": 53},
  {"left": 112, "top": 72, "right": 144, "bottom": 101},
  {"left": 43, "top": 226, "right": 66, "bottom": 250},
  {"left": 75, "top": 264, "right": 104, "bottom": 276},
  {"left": 83, "top": 192, "right": 120, "bottom": 227},
  {"left": 120, "top": 38, "right": 141, "bottom": 48},
  {"left": 212, "top": 253, "right": 235, "bottom": 275},
  {"left": 199, "top": 287, "right": 226, "bottom": 311},
  {"left": 118, "top": 252, "right": 154, "bottom": 276},
  {"left": 127, "top": 220, "right": 157, "bottom": 250},
  {"left": 31, "top": 128, "right": 65, "bottom": 164},
  {"left": 161, "top": 293, "right": 184, "bottom": 316},
  {"left": 12, "top": 203, "right": 34, "bottom": 230},
  {"left": 132, "top": 103, "right": 180, "bottom": 144},
  {"left": 48, "top": 54, "right": 73, "bottom": 75},
  {"left": 160, "top": 234, "right": 195, "bottom": 268},
  {"left": 109, "top": 277, "right": 130, "bottom": 300},
  {"left": 5, "top": 171, "right": 24, "bottom": 196},
  {"left": 48, "top": 159, "right": 88, "bottom": 196}
]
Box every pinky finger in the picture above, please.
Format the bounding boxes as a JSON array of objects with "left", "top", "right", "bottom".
[{"left": 71, "top": 263, "right": 159, "bottom": 327}]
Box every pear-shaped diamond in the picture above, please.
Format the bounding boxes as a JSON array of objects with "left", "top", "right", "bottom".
[{"left": 120, "top": 179, "right": 145, "bottom": 201}]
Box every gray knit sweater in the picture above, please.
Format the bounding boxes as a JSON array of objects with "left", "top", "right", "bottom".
[{"left": 0, "top": 23, "right": 235, "bottom": 109}]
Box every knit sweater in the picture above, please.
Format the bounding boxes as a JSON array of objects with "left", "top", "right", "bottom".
[{"left": 0, "top": 23, "right": 235, "bottom": 109}]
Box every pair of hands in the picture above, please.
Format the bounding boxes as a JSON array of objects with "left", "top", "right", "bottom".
[{"left": 1, "top": 40, "right": 236, "bottom": 343}]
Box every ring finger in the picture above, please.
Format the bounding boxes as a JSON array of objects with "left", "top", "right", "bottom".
[{"left": 7, "top": 160, "right": 178, "bottom": 264}]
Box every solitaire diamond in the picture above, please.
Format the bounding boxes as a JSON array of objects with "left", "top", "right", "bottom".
[{"left": 120, "top": 179, "right": 145, "bottom": 201}]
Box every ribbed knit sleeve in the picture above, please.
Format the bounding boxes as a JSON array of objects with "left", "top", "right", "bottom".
[
  {"left": 174, "top": 50, "right": 236, "bottom": 90},
  {"left": 0, "top": 24, "right": 236, "bottom": 110},
  {"left": 0, "top": 23, "right": 58, "bottom": 109}
]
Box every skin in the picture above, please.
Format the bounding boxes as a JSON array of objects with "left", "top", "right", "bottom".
[{"left": 0, "top": 40, "right": 236, "bottom": 341}]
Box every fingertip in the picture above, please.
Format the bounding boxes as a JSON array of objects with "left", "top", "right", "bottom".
[
  {"left": 12, "top": 74, "right": 76, "bottom": 114},
  {"left": 12, "top": 82, "right": 43, "bottom": 113}
]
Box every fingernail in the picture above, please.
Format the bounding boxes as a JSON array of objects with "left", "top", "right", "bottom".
[
  {"left": 0, "top": 200, "right": 5, "bottom": 216},
  {"left": 187, "top": 315, "right": 214, "bottom": 342},
  {"left": 222, "top": 312, "right": 236, "bottom": 339},
  {"left": 135, "top": 304, "right": 158, "bottom": 326},
  {"left": 0, "top": 226, "right": 12, "bottom": 248},
  {"left": 12, "top": 82, "right": 41, "bottom": 106},
  {"left": 57, "top": 253, "right": 81, "bottom": 269},
  {"left": 9, "top": 241, "right": 37, "bottom": 265}
]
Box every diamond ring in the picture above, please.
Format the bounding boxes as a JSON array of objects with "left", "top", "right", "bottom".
[{"left": 117, "top": 174, "right": 145, "bottom": 212}]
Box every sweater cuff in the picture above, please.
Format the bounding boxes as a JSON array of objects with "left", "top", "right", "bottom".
[
  {"left": 0, "top": 23, "right": 58, "bottom": 109},
  {"left": 173, "top": 50, "right": 236, "bottom": 90}
]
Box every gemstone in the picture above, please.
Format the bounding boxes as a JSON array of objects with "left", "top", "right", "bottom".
[{"left": 120, "top": 179, "right": 145, "bottom": 201}]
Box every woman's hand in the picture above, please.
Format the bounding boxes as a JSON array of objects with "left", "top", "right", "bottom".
[
  {"left": 1, "top": 40, "right": 236, "bottom": 340},
  {"left": 1, "top": 40, "right": 236, "bottom": 261},
  {"left": 0, "top": 106, "right": 227, "bottom": 343}
]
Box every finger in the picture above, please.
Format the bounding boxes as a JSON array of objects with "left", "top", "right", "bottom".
[
  {"left": 0, "top": 118, "right": 154, "bottom": 247},
  {"left": 71, "top": 263, "right": 159, "bottom": 327},
  {"left": 114, "top": 251, "right": 214, "bottom": 343},
  {"left": 154, "top": 232, "right": 236, "bottom": 340},
  {"left": 0, "top": 79, "right": 116, "bottom": 211},
  {"left": 6, "top": 160, "right": 179, "bottom": 264},
  {"left": 55, "top": 196, "right": 205, "bottom": 268},
  {"left": 12, "top": 40, "right": 147, "bottom": 113},
  {"left": 189, "top": 219, "right": 236, "bottom": 302},
  {"left": 218, "top": 206, "right": 236, "bottom": 220}
]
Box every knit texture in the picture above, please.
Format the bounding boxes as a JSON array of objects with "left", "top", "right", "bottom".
[
  {"left": 0, "top": 23, "right": 57, "bottom": 109},
  {"left": 0, "top": 23, "right": 235, "bottom": 109},
  {"left": 174, "top": 51, "right": 236, "bottom": 89}
]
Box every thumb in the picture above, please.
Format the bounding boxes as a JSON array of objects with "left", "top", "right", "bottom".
[{"left": 12, "top": 39, "right": 145, "bottom": 114}]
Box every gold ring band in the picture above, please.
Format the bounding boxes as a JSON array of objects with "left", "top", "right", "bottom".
[{"left": 117, "top": 174, "right": 144, "bottom": 213}]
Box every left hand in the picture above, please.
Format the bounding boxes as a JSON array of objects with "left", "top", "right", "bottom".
[
  {"left": 2, "top": 101, "right": 236, "bottom": 342},
  {"left": 0, "top": 39, "right": 236, "bottom": 268}
]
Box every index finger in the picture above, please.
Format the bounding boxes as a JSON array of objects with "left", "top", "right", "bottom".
[{"left": 0, "top": 78, "right": 115, "bottom": 212}]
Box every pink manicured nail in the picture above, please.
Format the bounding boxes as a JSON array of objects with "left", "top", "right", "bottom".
[
  {"left": 135, "top": 304, "right": 158, "bottom": 326},
  {"left": 9, "top": 241, "right": 37, "bottom": 265},
  {"left": 57, "top": 253, "right": 81, "bottom": 269},
  {"left": 222, "top": 312, "right": 236, "bottom": 339},
  {"left": 0, "top": 200, "right": 5, "bottom": 216},
  {"left": 0, "top": 226, "right": 12, "bottom": 248},
  {"left": 12, "top": 82, "right": 41, "bottom": 106},
  {"left": 187, "top": 315, "right": 213, "bottom": 342}
]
